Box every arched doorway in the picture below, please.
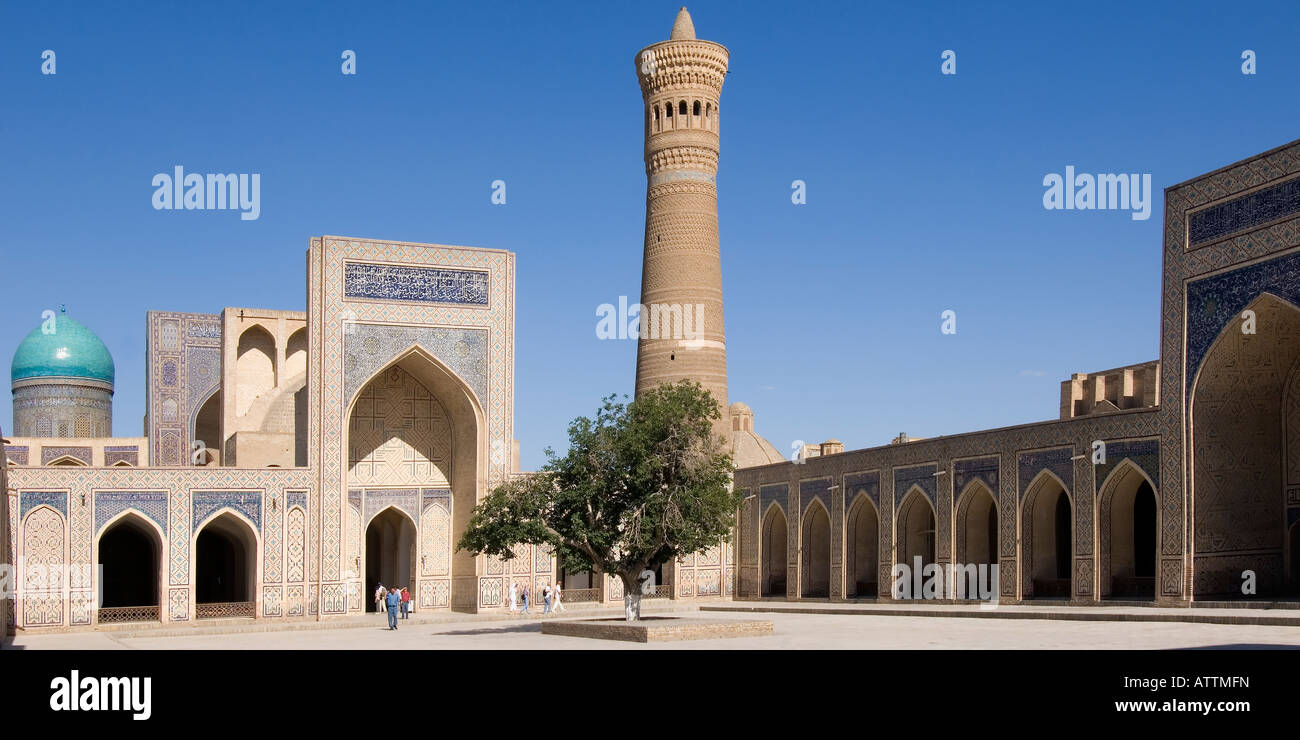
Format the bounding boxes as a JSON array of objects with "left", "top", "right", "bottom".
[
  {"left": 365, "top": 507, "right": 417, "bottom": 612},
  {"left": 195, "top": 512, "right": 257, "bottom": 618},
  {"left": 761, "top": 505, "right": 787, "bottom": 597},
  {"left": 846, "top": 495, "right": 878, "bottom": 598},
  {"left": 897, "top": 488, "right": 935, "bottom": 599},
  {"left": 346, "top": 348, "right": 482, "bottom": 613},
  {"left": 801, "top": 502, "right": 830, "bottom": 598},
  {"left": 1023, "top": 473, "right": 1071, "bottom": 599},
  {"left": 1191, "top": 294, "right": 1300, "bottom": 598},
  {"left": 956, "top": 482, "right": 998, "bottom": 568},
  {"left": 97, "top": 514, "right": 162, "bottom": 623},
  {"left": 1098, "top": 462, "right": 1158, "bottom": 600}
]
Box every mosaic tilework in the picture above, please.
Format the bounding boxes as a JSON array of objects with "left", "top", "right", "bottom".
[
  {"left": 343, "top": 262, "right": 490, "bottom": 306},
  {"left": 94, "top": 491, "right": 168, "bottom": 535},
  {"left": 843, "top": 471, "right": 880, "bottom": 511},
  {"left": 1185, "top": 248, "right": 1300, "bottom": 393},
  {"left": 287, "top": 490, "right": 308, "bottom": 512},
  {"left": 759, "top": 483, "right": 787, "bottom": 516},
  {"left": 799, "top": 478, "right": 831, "bottom": 516},
  {"left": 263, "top": 586, "right": 281, "bottom": 617},
  {"left": 286, "top": 507, "right": 306, "bottom": 583},
  {"left": 103, "top": 446, "right": 140, "bottom": 467},
  {"left": 363, "top": 488, "right": 419, "bottom": 525},
  {"left": 41, "top": 447, "right": 91, "bottom": 466},
  {"left": 343, "top": 324, "right": 489, "bottom": 410},
  {"left": 420, "top": 502, "right": 451, "bottom": 577},
  {"left": 147, "top": 312, "right": 221, "bottom": 466},
  {"left": 954, "top": 456, "right": 999, "bottom": 500},
  {"left": 192, "top": 491, "right": 262, "bottom": 531},
  {"left": 1163, "top": 142, "right": 1300, "bottom": 597},
  {"left": 1188, "top": 175, "right": 1300, "bottom": 247},
  {"left": 5, "top": 446, "right": 29, "bottom": 465},
  {"left": 1018, "top": 448, "right": 1074, "bottom": 499},
  {"left": 1095, "top": 439, "right": 1160, "bottom": 491},
  {"left": 317, "top": 238, "right": 515, "bottom": 607},
  {"left": 894, "top": 464, "right": 937, "bottom": 506},
  {"left": 264, "top": 497, "right": 282, "bottom": 584},
  {"left": 21, "top": 491, "right": 67, "bottom": 518}
]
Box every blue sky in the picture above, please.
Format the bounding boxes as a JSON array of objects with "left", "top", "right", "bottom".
[{"left": 2, "top": 1, "right": 1298, "bottom": 469}]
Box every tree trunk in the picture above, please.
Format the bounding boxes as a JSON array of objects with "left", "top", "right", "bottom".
[{"left": 624, "top": 591, "right": 642, "bottom": 621}]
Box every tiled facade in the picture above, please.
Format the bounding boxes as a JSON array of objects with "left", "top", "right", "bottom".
[{"left": 736, "top": 138, "right": 1300, "bottom": 606}]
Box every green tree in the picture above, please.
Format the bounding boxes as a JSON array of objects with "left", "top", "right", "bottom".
[{"left": 457, "top": 380, "right": 738, "bottom": 620}]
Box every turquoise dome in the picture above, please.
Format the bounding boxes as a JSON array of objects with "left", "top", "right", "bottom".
[{"left": 11, "top": 314, "right": 115, "bottom": 386}]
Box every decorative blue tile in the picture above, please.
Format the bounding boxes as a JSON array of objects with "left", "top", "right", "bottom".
[
  {"left": 894, "top": 464, "right": 937, "bottom": 505},
  {"left": 421, "top": 488, "right": 451, "bottom": 509},
  {"left": 844, "top": 471, "right": 880, "bottom": 510},
  {"left": 343, "top": 262, "right": 489, "bottom": 306},
  {"left": 4, "top": 446, "right": 29, "bottom": 465},
  {"left": 1188, "top": 175, "right": 1300, "bottom": 247},
  {"left": 41, "top": 447, "right": 92, "bottom": 465},
  {"left": 287, "top": 490, "right": 308, "bottom": 512},
  {"left": 1018, "top": 448, "right": 1074, "bottom": 499},
  {"left": 20, "top": 491, "right": 67, "bottom": 518},
  {"left": 192, "top": 491, "right": 262, "bottom": 530},
  {"left": 1185, "top": 248, "right": 1300, "bottom": 393},
  {"left": 759, "top": 483, "right": 787, "bottom": 516},
  {"left": 799, "top": 478, "right": 831, "bottom": 516},
  {"left": 1095, "top": 439, "right": 1160, "bottom": 490},
  {"left": 954, "top": 456, "right": 999, "bottom": 498},
  {"left": 343, "top": 324, "right": 488, "bottom": 409},
  {"left": 95, "top": 491, "right": 168, "bottom": 535},
  {"left": 364, "top": 488, "right": 419, "bottom": 525}
]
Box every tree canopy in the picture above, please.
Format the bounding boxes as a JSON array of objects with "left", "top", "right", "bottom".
[{"left": 456, "top": 380, "right": 738, "bottom": 618}]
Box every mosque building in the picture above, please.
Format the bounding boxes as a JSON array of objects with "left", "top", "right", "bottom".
[{"left": 3, "top": 8, "right": 1299, "bottom": 637}]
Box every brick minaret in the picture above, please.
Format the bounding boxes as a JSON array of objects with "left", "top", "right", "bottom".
[{"left": 633, "top": 7, "right": 731, "bottom": 441}]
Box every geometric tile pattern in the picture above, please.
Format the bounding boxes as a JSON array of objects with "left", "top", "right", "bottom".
[
  {"left": 93, "top": 491, "right": 168, "bottom": 535},
  {"left": 41, "top": 446, "right": 92, "bottom": 466},
  {"left": 192, "top": 491, "right": 262, "bottom": 531},
  {"left": 20, "top": 491, "right": 67, "bottom": 519},
  {"left": 1188, "top": 174, "right": 1300, "bottom": 248},
  {"left": 894, "top": 464, "right": 937, "bottom": 506},
  {"left": 343, "top": 262, "right": 490, "bottom": 306}
]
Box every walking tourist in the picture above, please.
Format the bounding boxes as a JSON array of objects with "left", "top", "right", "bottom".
[
  {"left": 553, "top": 582, "right": 563, "bottom": 612},
  {"left": 400, "top": 586, "right": 411, "bottom": 619},
  {"left": 385, "top": 586, "right": 401, "bottom": 630},
  {"left": 520, "top": 584, "right": 531, "bottom": 615},
  {"left": 542, "top": 581, "right": 552, "bottom": 614},
  {"left": 508, "top": 582, "right": 518, "bottom": 614}
]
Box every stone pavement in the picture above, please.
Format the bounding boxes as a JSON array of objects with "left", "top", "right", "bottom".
[
  {"left": 704, "top": 599, "right": 1300, "bottom": 626},
  {"left": 7, "top": 604, "right": 1300, "bottom": 650}
]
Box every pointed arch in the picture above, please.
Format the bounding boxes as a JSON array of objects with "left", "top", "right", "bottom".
[
  {"left": 346, "top": 345, "right": 486, "bottom": 603},
  {"left": 956, "top": 479, "right": 998, "bottom": 569},
  {"left": 1021, "top": 469, "right": 1072, "bottom": 599},
  {"left": 1097, "top": 458, "right": 1159, "bottom": 599},
  {"left": 236, "top": 324, "right": 277, "bottom": 416},
  {"left": 46, "top": 455, "right": 87, "bottom": 467},
  {"left": 1190, "top": 292, "right": 1300, "bottom": 597},
  {"left": 760, "top": 503, "right": 788, "bottom": 597},
  {"left": 193, "top": 509, "right": 259, "bottom": 616},
  {"left": 95, "top": 511, "right": 164, "bottom": 622},
  {"left": 845, "top": 492, "right": 879, "bottom": 598},
  {"left": 897, "top": 485, "right": 936, "bottom": 586},
  {"left": 800, "top": 498, "right": 831, "bottom": 598},
  {"left": 20, "top": 504, "right": 67, "bottom": 627}
]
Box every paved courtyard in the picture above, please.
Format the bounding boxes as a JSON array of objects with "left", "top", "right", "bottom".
[{"left": 8, "top": 609, "right": 1300, "bottom": 650}]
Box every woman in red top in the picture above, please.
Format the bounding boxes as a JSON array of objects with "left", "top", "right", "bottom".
[{"left": 399, "top": 586, "right": 411, "bottom": 619}]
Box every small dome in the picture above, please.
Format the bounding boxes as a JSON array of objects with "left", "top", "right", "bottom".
[
  {"left": 670, "top": 7, "right": 696, "bottom": 40},
  {"left": 729, "top": 401, "right": 753, "bottom": 415},
  {"left": 11, "top": 314, "right": 115, "bottom": 387}
]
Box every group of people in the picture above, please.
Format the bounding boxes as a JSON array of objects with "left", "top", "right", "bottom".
[
  {"left": 373, "top": 583, "right": 411, "bottom": 630},
  {"left": 508, "top": 581, "right": 562, "bottom": 616}
]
